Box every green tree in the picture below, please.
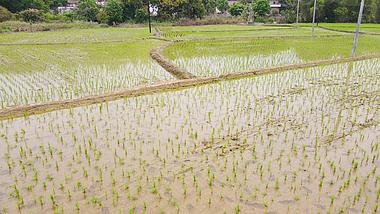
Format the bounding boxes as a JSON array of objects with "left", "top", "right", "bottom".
[
  {"left": 135, "top": 8, "right": 147, "bottom": 23},
  {"left": 252, "top": 0, "right": 270, "bottom": 17},
  {"left": 19, "top": 8, "right": 44, "bottom": 22},
  {"left": 216, "top": 0, "right": 229, "bottom": 13},
  {"left": 183, "top": 0, "right": 206, "bottom": 19},
  {"left": 229, "top": 2, "right": 244, "bottom": 16},
  {"left": 375, "top": 1, "right": 380, "bottom": 23},
  {"left": 74, "top": 0, "right": 99, "bottom": 22},
  {"left": 0, "top": 0, "right": 51, "bottom": 12},
  {"left": 120, "top": 0, "right": 144, "bottom": 21},
  {"left": 96, "top": 9, "right": 109, "bottom": 23},
  {"left": 0, "top": 6, "right": 13, "bottom": 22},
  {"left": 203, "top": 0, "right": 217, "bottom": 14},
  {"left": 105, "top": 0, "right": 123, "bottom": 24}
]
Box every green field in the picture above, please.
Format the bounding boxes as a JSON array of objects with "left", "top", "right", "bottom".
[
  {"left": 160, "top": 26, "right": 347, "bottom": 40},
  {"left": 298, "top": 23, "right": 380, "bottom": 34},
  {"left": 0, "top": 23, "right": 379, "bottom": 214},
  {"left": 0, "top": 28, "right": 174, "bottom": 107},
  {"left": 0, "top": 27, "right": 150, "bottom": 44},
  {"left": 164, "top": 35, "right": 380, "bottom": 76}
]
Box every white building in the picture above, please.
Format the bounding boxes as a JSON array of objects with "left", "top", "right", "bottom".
[{"left": 58, "top": 0, "right": 107, "bottom": 12}]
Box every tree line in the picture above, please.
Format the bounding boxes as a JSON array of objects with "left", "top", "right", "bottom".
[
  {"left": 281, "top": 0, "right": 380, "bottom": 23},
  {"left": 0, "top": 0, "right": 380, "bottom": 24},
  {"left": 0, "top": 0, "right": 230, "bottom": 24}
]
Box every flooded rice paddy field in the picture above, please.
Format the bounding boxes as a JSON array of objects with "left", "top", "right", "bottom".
[
  {"left": 0, "top": 59, "right": 379, "bottom": 213},
  {"left": 165, "top": 36, "right": 380, "bottom": 77},
  {"left": 0, "top": 41, "right": 174, "bottom": 108}
]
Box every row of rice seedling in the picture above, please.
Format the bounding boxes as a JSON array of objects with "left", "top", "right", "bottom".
[
  {"left": 160, "top": 26, "right": 346, "bottom": 40},
  {"left": 0, "top": 61, "right": 173, "bottom": 107},
  {"left": 0, "top": 59, "right": 378, "bottom": 213},
  {"left": 174, "top": 49, "right": 302, "bottom": 76},
  {"left": 0, "top": 27, "right": 150, "bottom": 45},
  {"left": 165, "top": 35, "right": 380, "bottom": 77},
  {"left": 0, "top": 40, "right": 174, "bottom": 108}
]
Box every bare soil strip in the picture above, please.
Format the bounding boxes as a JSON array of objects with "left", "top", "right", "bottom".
[
  {"left": 0, "top": 53, "right": 379, "bottom": 121},
  {"left": 150, "top": 41, "right": 196, "bottom": 79},
  {"left": 319, "top": 26, "right": 380, "bottom": 36}
]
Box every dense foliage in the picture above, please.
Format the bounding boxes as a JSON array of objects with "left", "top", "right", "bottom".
[
  {"left": 281, "top": 0, "right": 380, "bottom": 23},
  {"left": 1, "top": 0, "right": 380, "bottom": 24}
]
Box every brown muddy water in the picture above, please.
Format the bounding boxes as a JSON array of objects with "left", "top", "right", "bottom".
[{"left": 0, "top": 59, "right": 379, "bottom": 213}]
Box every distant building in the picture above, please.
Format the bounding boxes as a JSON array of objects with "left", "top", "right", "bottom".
[
  {"left": 269, "top": 0, "right": 281, "bottom": 16},
  {"left": 58, "top": 0, "right": 107, "bottom": 12}
]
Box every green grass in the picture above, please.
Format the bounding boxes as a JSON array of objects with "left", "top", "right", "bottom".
[
  {"left": 0, "top": 40, "right": 161, "bottom": 73},
  {"left": 160, "top": 26, "right": 347, "bottom": 40},
  {"left": 164, "top": 35, "right": 380, "bottom": 77},
  {"left": 0, "top": 27, "right": 151, "bottom": 44},
  {"left": 0, "top": 38, "right": 174, "bottom": 107},
  {"left": 297, "top": 23, "right": 380, "bottom": 33},
  {"left": 165, "top": 35, "right": 380, "bottom": 61},
  {"left": 161, "top": 24, "right": 292, "bottom": 32}
]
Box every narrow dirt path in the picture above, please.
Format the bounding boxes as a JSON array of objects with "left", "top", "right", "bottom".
[
  {"left": 150, "top": 41, "right": 196, "bottom": 79},
  {"left": 1, "top": 53, "right": 379, "bottom": 121}
]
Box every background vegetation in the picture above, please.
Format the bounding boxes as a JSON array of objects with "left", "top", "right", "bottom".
[{"left": 0, "top": 0, "right": 379, "bottom": 29}]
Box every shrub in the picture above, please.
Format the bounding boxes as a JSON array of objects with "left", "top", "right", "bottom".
[
  {"left": 216, "top": 0, "right": 229, "bottom": 13},
  {"left": 281, "top": 9, "right": 296, "bottom": 23},
  {"left": 96, "top": 9, "right": 109, "bottom": 24},
  {"left": 19, "top": 9, "right": 44, "bottom": 23},
  {"left": 135, "top": 8, "right": 147, "bottom": 23},
  {"left": 0, "top": 20, "right": 104, "bottom": 33},
  {"left": 105, "top": 0, "right": 123, "bottom": 25},
  {"left": 0, "top": 6, "right": 13, "bottom": 22},
  {"left": 254, "top": 16, "right": 273, "bottom": 23},
  {"left": 229, "top": 3, "right": 244, "bottom": 17},
  {"left": 74, "top": 0, "right": 99, "bottom": 22},
  {"left": 252, "top": 0, "right": 270, "bottom": 17},
  {"left": 176, "top": 15, "right": 244, "bottom": 26}
]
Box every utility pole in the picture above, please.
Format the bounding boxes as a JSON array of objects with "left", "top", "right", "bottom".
[
  {"left": 352, "top": 0, "right": 365, "bottom": 56},
  {"left": 312, "top": 0, "right": 317, "bottom": 37},
  {"left": 148, "top": 0, "right": 151, "bottom": 33},
  {"left": 296, "top": 0, "right": 300, "bottom": 25},
  {"left": 248, "top": 0, "right": 254, "bottom": 24}
]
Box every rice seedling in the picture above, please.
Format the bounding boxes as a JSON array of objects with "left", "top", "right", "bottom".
[
  {"left": 0, "top": 58, "right": 378, "bottom": 213},
  {"left": 0, "top": 24, "right": 379, "bottom": 213}
]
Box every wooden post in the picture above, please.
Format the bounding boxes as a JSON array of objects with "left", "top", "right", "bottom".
[
  {"left": 296, "top": 0, "right": 300, "bottom": 25},
  {"left": 312, "top": 0, "right": 317, "bottom": 37},
  {"left": 352, "top": 0, "right": 365, "bottom": 56},
  {"left": 148, "top": 1, "right": 151, "bottom": 34}
]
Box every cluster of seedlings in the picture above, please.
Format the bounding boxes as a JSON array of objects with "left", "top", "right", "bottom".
[
  {"left": 160, "top": 26, "right": 344, "bottom": 40},
  {"left": 0, "top": 28, "right": 149, "bottom": 45},
  {"left": 0, "top": 61, "right": 173, "bottom": 108},
  {"left": 174, "top": 49, "right": 302, "bottom": 76},
  {"left": 0, "top": 59, "right": 378, "bottom": 213}
]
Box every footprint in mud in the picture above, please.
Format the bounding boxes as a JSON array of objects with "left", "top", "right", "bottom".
[
  {"left": 0, "top": 192, "right": 6, "bottom": 200},
  {"left": 24, "top": 203, "right": 35, "bottom": 209},
  {"left": 375, "top": 160, "right": 380, "bottom": 168},
  {"left": 279, "top": 199, "right": 295, "bottom": 205},
  {"left": 243, "top": 201, "right": 265, "bottom": 209},
  {"left": 347, "top": 208, "right": 360, "bottom": 213},
  {"left": 314, "top": 204, "right": 325, "bottom": 210},
  {"left": 244, "top": 188, "right": 252, "bottom": 195},
  {"left": 101, "top": 207, "right": 110, "bottom": 214},
  {"left": 225, "top": 196, "right": 235, "bottom": 202},
  {"left": 186, "top": 203, "right": 194, "bottom": 211},
  {"left": 302, "top": 186, "right": 312, "bottom": 194},
  {"left": 162, "top": 176, "right": 174, "bottom": 182},
  {"left": 0, "top": 169, "right": 8, "bottom": 176}
]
